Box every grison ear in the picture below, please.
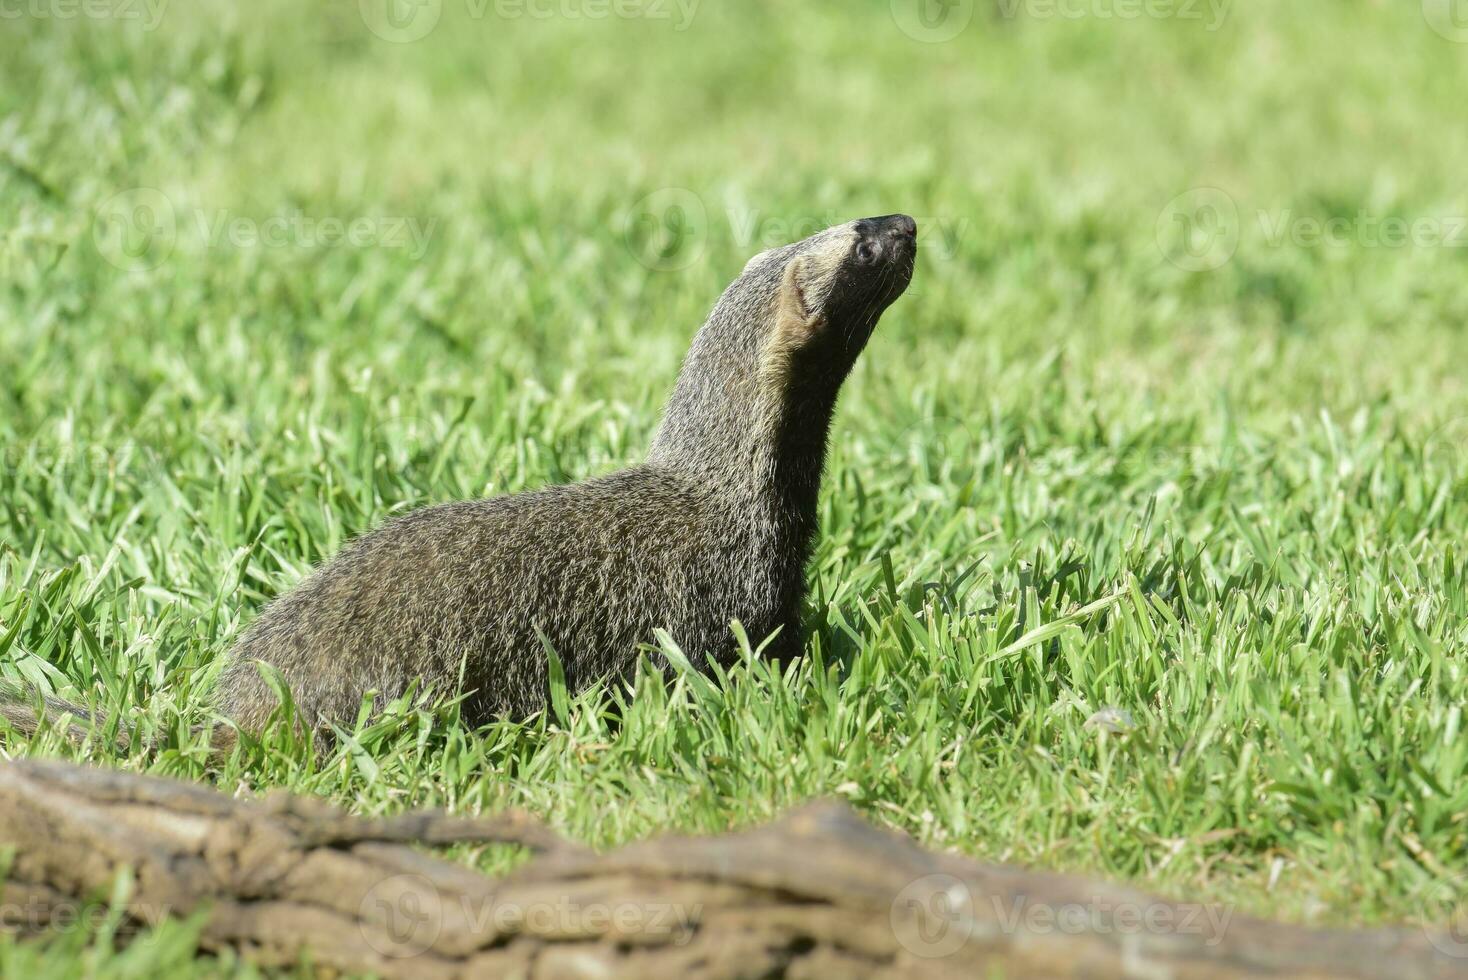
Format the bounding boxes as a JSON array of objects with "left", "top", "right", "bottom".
[
  {"left": 742, "top": 247, "right": 773, "bottom": 275},
  {"left": 777, "top": 256, "right": 824, "bottom": 332}
]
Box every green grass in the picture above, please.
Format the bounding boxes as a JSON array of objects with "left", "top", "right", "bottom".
[{"left": 3, "top": 0, "right": 1468, "bottom": 973}]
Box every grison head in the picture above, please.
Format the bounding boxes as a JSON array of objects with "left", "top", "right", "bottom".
[
  {"left": 739, "top": 214, "right": 918, "bottom": 387},
  {"left": 650, "top": 214, "right": 917, "bottom": 471}
]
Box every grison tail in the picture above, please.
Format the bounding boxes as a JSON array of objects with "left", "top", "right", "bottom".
[
  {"left": 0, "top": 686, "right": 235, "bottom": 756},
  {"left": 0, "top": 687, "right": 108, "bottom": 744}
]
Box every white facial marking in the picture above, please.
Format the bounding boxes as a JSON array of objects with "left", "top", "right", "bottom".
[{"left": 796, "top": 226, "right": 857, "bottom": 314}]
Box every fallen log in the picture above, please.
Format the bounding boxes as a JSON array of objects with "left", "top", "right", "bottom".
[{"left": 0, "top": 758, "right": 1462, "bottom": 978}]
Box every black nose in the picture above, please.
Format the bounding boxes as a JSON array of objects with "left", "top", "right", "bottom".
[
  {"left": 884, "top": 214, "right": 918, "bottom": 240},
  {"left": 856, "top": 214, "right": 919, "bottom": 242},
  {"left": 852, "top": 214, "right": 919, "bottom": 272}
]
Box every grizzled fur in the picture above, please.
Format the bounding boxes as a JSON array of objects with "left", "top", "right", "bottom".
[{"left": 2, "top": 216, "right": 917, "bottom": 744}]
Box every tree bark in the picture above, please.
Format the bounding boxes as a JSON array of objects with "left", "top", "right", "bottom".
[{"left": 0, "top": 759, "right": 1461, "bottom": 978}]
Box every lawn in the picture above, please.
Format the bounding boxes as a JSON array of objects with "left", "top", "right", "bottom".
[{"left": 3, "top": 0, "right": 1468, "bottom": 973}]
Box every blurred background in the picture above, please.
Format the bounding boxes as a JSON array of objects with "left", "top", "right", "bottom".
[
  {"left": 6, "top": 0, "right": 1467, "bottom": 441},
  {"left": 3, "top": 0, "right": 1468, "bottom": 937},
  {"left": 6, "top": 0, "right": 1468, "bottom": 585}
]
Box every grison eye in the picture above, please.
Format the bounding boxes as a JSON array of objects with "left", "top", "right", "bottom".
[{"left": 856, "top": 241, "right": 880, "bottom": 264}]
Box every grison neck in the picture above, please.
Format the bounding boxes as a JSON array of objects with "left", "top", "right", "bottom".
[{"left": 648, "top": 365, "right": 841, "bottom": 540}]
